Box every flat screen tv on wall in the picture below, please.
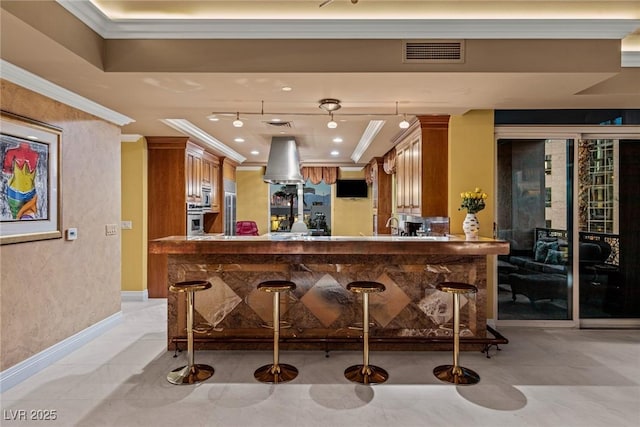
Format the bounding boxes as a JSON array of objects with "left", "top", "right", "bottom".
[{"left": 336, "top": 179, "right": 368, "bottom": 198}]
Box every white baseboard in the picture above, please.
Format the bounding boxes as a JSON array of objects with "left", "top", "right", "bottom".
[
  {"left": 0, "top": 311, "right": 122, "bottom": 393},
  {"left": 121, "top": 289, "right": 148, "bottom": 301}
]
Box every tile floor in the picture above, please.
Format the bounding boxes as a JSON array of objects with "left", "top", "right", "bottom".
[{"left": 1, "top": 299, "right": 639, "bottom": 427}]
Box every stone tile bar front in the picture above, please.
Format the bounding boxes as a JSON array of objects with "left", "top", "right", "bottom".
[{"left": 149, "top": 235, "right": 509, "bottom": 351}]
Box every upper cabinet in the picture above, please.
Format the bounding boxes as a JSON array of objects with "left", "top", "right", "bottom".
[
  {"left": 201, "top": 151, "right": 220, "bottom": 212},
  {"left": 186, "top": 143, "right": 203, "bottom": 203},
  {"left": 393, "top": 115, "right": 450, "bottom": 217}
]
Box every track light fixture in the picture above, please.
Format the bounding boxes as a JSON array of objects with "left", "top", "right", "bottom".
[
  {"left": 232, "top": 112, "right": 243, "bottom": 128},
  {"left": 209, "top": 99, "right": 420, "bottom": 128}
]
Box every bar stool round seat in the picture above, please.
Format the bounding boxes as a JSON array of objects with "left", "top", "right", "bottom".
[
  {"left": 433, "top": 281, "right": 480, "bottom": 385},
  {"left": 254, "top": 280, "right": 298, "bottom": 384},
  {"left": 344, "top": 281, "right": 388, "bottom": 385},
  {"left": 167, "top": 280, "right": 215, "bottom": 385}
]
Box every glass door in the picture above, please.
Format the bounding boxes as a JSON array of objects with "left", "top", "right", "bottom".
[
  {"left": 496, "top": 138, "right": 573, "bottom": 321},
  {"left": 496, "top": 127, "right": 640, "bottom": 326},
  {"left": 578, "top": 138, "right": 640, "bottom": 321}
]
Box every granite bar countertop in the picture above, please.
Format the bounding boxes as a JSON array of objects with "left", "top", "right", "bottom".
[{"left": 149, "top": 234, "right": 509, "bottom": 256}]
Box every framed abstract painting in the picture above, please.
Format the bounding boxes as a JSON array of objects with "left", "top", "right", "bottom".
[{"left": 0, "top": 111, "right": 62, "bottom": 245}]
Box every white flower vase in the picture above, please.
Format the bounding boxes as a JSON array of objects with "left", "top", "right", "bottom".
[{"left": 463, "top": 213, "right": 479, "bottom": 240}]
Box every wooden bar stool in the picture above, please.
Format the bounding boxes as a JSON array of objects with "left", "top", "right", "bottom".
[
  {"left": 167, "top": 280, "right": 215, "bottom": 385},
  {"left": 254, "top": 280, "right": 298, "bottom": 384},
  {"left": 433, "top": 282, "right": 480, "bottom": 385},
  {"left": 344, "top": 281, "right": 388, "bottom": 385}
]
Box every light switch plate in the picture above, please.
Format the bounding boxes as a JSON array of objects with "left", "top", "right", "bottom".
[
  {"left": 121, "top": 220, "right": 132, "bottom": 230},
  {"left": 105, "top": 224, "right": 118, "bottom": 236},
  {"left": 66, "top": 228, "right": 78, "bottom": 240}
]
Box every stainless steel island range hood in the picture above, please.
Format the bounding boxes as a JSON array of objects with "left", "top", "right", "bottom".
[{"left": 263, "top": 137, "right": 304, "bottom": 184}]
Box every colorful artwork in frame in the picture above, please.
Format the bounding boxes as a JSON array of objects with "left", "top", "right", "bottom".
[{"left": 0, "top": 111, "right": 62, "bottom": 244}]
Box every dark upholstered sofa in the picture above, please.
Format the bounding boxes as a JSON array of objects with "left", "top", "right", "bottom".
[{"left": 500, "top": 228, "right": 612, "bottom": 307}]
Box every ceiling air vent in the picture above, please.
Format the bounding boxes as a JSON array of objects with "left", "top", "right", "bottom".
[
  {"left": 402, "top": 40, "right": 465, "bottom": 64},
  {"left": 264, "top": 121, "right": 293, "bottom": 128}
]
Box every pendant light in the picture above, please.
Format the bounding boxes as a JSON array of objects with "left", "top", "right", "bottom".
[
  {"left": 232, "top": 112, "right": 243, "bottom": 127},
  {"left": 327, "top": 112, "right": 338, "bottom": 129},
  {"left": 399, "top": 114, "right": 410, "bottom": 129},
  {"left": 396, "top": 101, "right": 410, "bottom": 129}
]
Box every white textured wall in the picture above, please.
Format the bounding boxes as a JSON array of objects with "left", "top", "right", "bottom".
[{"left": 0, "top": 80, "right": 121, "bottom": 370}]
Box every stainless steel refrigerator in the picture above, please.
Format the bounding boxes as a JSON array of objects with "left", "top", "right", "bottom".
[{"left": 223, "top": 179, "right": 236, "bottom": 235}]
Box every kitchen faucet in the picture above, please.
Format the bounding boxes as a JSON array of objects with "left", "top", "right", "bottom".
[{"left": 385, "top": 216, "right": 399, "bottom": 235}]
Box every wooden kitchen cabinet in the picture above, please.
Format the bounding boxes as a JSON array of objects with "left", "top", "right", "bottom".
[
  {"left": 210, "top": 162, "right": 220, "bottom": 212},
  {"left": 186, "top": 144, "right": 203, "bottom": 203},
  {"left": 392, "top": 115, "right": 449, "bottom": 217},
  {"left": 202, "top": 151, "right": 221, "bottom": 212},
  {"left": 370, "top": 157, "right": 393, "bottom": 234},
  {"left": 202, "top": 151, "right": 214, "bottom": 186},
  {"left": 147, "top": 136, "right": 221, "bottom": 297}
]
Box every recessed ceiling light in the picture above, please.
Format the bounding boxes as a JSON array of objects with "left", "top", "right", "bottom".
[
  {"left": 26, "top": 135, "right": 38, "bottom": 140},
  {"left": 234, "top": 137, "right": 245, "bottom": 143},
  {"left": 331, "top": 150, "right": 340, "bottom": 156},
  {"left": 333, "top": 137, "right": 343, "bottom": 143},
  {"left": 281, "top": 86, "right": 292, "bottom": 92},
  {"left": 271, "top": 118, "right": 281, "bottom": 122},
  {"left": 251, "top": 150, "right": 259, "bottom": 155},
  {"left": 207, "top": 115, "right": 219, "bottom": 121}
]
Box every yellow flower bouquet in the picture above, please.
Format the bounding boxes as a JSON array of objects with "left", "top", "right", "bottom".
[{"left": 459, "top": 188, "right": 488, "bottom": 214}]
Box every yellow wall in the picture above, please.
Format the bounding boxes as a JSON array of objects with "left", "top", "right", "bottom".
[
  {"left": 121, "top": 137, "right": 148, "bottom": 292},
  {"left": 332, "top": 169, "right": 373, "bottom": 236},
  {"left": 236, "top": 167, "right": 270, "bottom": 235},
  {"left": 448, "top": 110, "right": 497, "bottom": 316}
]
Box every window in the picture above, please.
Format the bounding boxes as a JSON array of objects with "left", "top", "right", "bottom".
[
  {"left": 544, "top": 154, "right": 552, "bottom": 175},
  {"left": 269, "top": 181, "right": 331, "bottom": 234},
  {"left": 545, "top": 187, "right": 552, "bottom": 208}
]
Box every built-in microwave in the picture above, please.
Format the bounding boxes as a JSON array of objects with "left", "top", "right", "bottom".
[
  {"left": 202, "top": 186, "right": 212, "bottom": 211},
  {"left": 186, "top": 203, "right": 204, "bottom": 235}
]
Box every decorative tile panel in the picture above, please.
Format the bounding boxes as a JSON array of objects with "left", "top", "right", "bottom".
[{"left": 166, "top": 253, "right": 488, "bottom": 349}]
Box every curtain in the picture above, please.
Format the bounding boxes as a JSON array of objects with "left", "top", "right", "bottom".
[
  {"left": 383, "top": 148, "right": 396, "bottom": 174},
  {"left": 364, "top": 159, "right": 377, "bottom": 185},
  {"left": 302, "top": 167, "right": 338, "bottom": 185}
]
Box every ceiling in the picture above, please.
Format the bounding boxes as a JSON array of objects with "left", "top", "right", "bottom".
[{"left": 1, "top": 0, "right": 639, "bottom": 167}]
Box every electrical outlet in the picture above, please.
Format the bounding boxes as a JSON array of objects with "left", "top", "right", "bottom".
[
  {"left": 105, "top": 224, "right": 118, "bottom": 236},
  {"left": 121, "top": 220, "right": 132, "bottom": 230}
]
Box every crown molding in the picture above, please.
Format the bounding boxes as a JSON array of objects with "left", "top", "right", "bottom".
[
  {"left": 236, "top": 166, "right": 264, "bottom": 172},
  {"left": 56, "top": 2, "right": 639, "bottom": 40},
  {"left": 98, "top": 19, "right": 640, "bottom": 40},
  {"left": 160, "top": 119, "right": 246, "bottom": 164},
  {"left": 622, "top": 51, "right": 640, "bottom": 67},
  {"left": 121, "top": 134, "right": 144, "bottom": 143},
  {"left": 1, "top": 60, "right": 134, "bottom": 127},
  {"left": 351, "top": 120, "right": 385, "bottom": 163}
]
